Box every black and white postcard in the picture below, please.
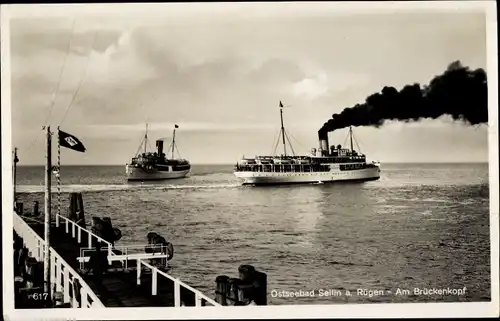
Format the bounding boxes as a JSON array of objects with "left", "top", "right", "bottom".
[{"left": 1, "top": 1, "right": 498, "bottom": 320}]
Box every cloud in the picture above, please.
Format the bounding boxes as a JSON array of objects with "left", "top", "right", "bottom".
[
  {"left": 292, "top": 74, "right": 329, "bottom": 100},
  {"left": 82, "top": 122, "right": 275, "bottom": 137},
  {"left": 8, "top": 9, "right": 488, "bottom": 164}
]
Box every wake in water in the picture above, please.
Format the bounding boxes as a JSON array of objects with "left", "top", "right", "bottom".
[{"left": 17, "top": 182, "right": 243, "bottom": 194}]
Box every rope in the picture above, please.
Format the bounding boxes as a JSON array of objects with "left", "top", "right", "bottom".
[
  {"left": 284, "top": 130, "right": 296, "bottom": 156},
  {"left": 353, "top": 134, "right": 362, "bottom": 153},
  {"left": 342, "top": 130, "right": 349, "bottom": 149},
  {"left": 285, "top": 130, "right": 309, "bottom": 154},
  {"left": 135, "top": 135, "right": 145, "bottom": 157},
  {"left": 271, "top": 129, "right": 280, "bottom": 156},
  {"left": 59, "top": 30, "right": 99, "bottom": 126},
  {"left": 22, "top": 19, "right": 76, "bottom": 154},
  {"left": 175, "top": 143, "right": 182, "bottom": 159},
  {"left": 43, "top": 18, "right": 76, "bottom": 127}
]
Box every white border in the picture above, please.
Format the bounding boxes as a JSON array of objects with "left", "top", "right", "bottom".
[{"left": 2, "top": 1, "right": 498, "bottom": 319}]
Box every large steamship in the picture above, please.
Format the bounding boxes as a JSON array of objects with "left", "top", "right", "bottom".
[
  {"left": 126, "top": 124, "right": 191, "bottom": 181},
  {"left": 233, "top": 102, "right": 381, "bottom": 185}
]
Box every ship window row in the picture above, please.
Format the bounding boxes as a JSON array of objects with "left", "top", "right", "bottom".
[
  {"left": 339, "top": 164, "right": 365, "bottom": 171},
  {"left": 316, "top": 157, "right": 365, "bottom": 163},
  {"left": 236, "top": 163, "right": 374, "bottom": 172},
  {"left": 235, "top": 164, "right": 331, "bottom": 172}
]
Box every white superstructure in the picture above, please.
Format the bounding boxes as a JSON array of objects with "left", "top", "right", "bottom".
[
  {"left": 233, "top": 102, "right": 381, "bottom": 186},
  {"left": 126, "top": 124, "right": 190, "bottom": 181}
]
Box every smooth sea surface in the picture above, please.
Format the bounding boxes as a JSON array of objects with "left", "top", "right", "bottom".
[{"left": 15, "top": 163, "right": 491, "bottom": 305}]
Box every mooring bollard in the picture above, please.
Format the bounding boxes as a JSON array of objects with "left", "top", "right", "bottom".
[
  {"left": 76, "top": 193, "right": 86, "bottom": 228},
  {"left": 253, "top": 269, "right": 267, "bottom": 305},
  {"left": 214, "top": 265, "right": 268, "bottom": 306},
  {"left": 227, "top": 277, "right": 242, "bottom": 305},
  {"left": 16, "top": 202, "right": 24, "bottom": 215},
  {"left": 215, "top": 275, "right": 230, "bottom": 305},
  {"left": 68, "top": 193, "right": 78, "bottom": 222},
  {"left": 238, "top": 264, "right": 268, "bottom": 305},
  {"left": 33, "top": 201, "right": 39, "bottom": 216},
  {"left": 238, "top": 264, "right": 256, "bottom": 304}
]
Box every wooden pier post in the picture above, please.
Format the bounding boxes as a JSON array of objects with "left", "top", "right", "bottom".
[
  {"left": 215, "top": 265, "right": 267, "bottom": 306},
  {"left": 43, "top": 126, "right": 52, "bottom": 301},
  {"left": 238, "top": 265, "right": 267, "bottom": 305},
  {"left": 215, "top": 275, "right": 229, "bottom": 305},
  {"left": 33, "top": 201, "right": 40, "bottom": 216},
  {"left": 16, "top": 202, "right": 24, "bottom": 215},
  {"left": 68, "top": 193, "right": 77, "bottom": 222},
  {"left": 226, "top": 277, "right": 240, "bottom": 305},
  {"left": 76, "top": 193, "right": 86, "bottom": 228}
]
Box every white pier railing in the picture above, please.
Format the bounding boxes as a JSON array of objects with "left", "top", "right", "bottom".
[
  {"left": 13, "top": 211, "right": 104, "bottom": 308},
  {"left": 137, "top": 260, "right": 220, "bottom": 307},
  {"left": 56, "top": 213, "right": 221, "bottom": 307}
]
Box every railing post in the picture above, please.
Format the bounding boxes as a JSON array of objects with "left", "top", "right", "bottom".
[
  {"left": 88, "top": 233, "right": 92, "bottom": 248},
  {"left": 174, "top": 281, "right": 181, "bottom": 307},
  {"left": 77, "top": 226, "right": 81, "bottom": 243},
  {"left": 125, "top": 247, "right": 128, "bottom": 270},
  {"left": 56, "top": 214, "right": 60, "bottom": 227},
  {"left": 137, "top": 260, "right": 141, "bottom": 285},
  {"left": 195, "top": 292, "right": 202, "bottom": 307},
  {"left": 72, "top": 222, "right": 75, "bottom": 238},
  {"left": 50, "top": 254, "right": 56, "bottom": 288},
  {"left": 65, "top": 219, "right": 69, "bottom": 233},
  {"left": 152, "top": 267, "right": 157, "bottom": 295},
  {"left": 56, "top": 259, "right": 62, "bottom": 292},
  {"left": 72, "top": 287, "right": 78, "bottom": 308},
  {"left": 81, "top": 287, "right": 88, "bottom": 308},
  {"left": 63, "top": 267, "right": 70, "bottom": 303},
  {"left": 37, "top": 239, "right": 42, "bottom": 261}
]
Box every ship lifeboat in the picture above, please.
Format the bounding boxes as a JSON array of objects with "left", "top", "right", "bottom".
[
  {"left": 239, "top": 159, "right": 256, "bottom": 165},
  {"left": 273, "top": 158, "right": 292, "bottom": 164},
  {"left": 293, "top": 158, "right": 310, "bottom": 164}
]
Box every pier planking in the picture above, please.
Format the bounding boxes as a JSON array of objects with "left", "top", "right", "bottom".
[{"left": 21, "top": 217, "right": 213, "bottom": 307}]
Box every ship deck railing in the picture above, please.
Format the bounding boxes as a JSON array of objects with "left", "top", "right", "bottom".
[
  {"left": 13, "top": 211, "right": 104, "bottom": 308},
  {"left": 78, "top": 244, "right": 170, "bottom": 270},
  {"left": 56, "top": 213, "right": 220, "bottom": 307}
]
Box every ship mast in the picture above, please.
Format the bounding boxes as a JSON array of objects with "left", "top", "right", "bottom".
[
  {"left": 144, "top": 123, "right": 148, "bottom": 154},
  {"left": 171, "top": 126, "right": 176, "bottom": 159},
  {"left": 349, "top": 126, "right": 354, "bottom": 153},
  {"left": 279, "top": 101, "right": 287, "bottom": 156}
]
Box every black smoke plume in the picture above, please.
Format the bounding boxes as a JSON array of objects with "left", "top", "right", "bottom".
[{"left": 318, "top": 61, "right": 487, "bottom": 139}]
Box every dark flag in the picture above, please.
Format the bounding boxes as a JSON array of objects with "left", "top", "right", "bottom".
[
  {"left": 175, "top": 124, "right": 179, "bottom": 128},
  {"left": 279, "top": 101, "right": 283, "bottom": 108},
  {"left": 58, "top": 129, "right": 86, "bottom": 153}
]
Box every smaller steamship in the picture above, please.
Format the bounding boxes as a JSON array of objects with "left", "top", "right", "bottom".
[
  {"left": 234, "top": 102, "right": 381, "bottom": 185},
  {"left": 126, "top": 124, "right": 191, "bottom": 181}
]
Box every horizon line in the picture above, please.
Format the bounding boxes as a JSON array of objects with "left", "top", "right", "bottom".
[{"left": 16, "top": 161, "right": 489, "bottom": 167}]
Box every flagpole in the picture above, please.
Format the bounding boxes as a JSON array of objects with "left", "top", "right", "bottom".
[
  {"left": 279, "top": 101, "right": 287, "bottom": 157},
  {"left": 171, "top": 126, "right": 176, "bottom": 159},
  {"left": 43, "top": 126, "right": 52, "bottom": 301},
  {"left": 13, "top": 147, "right": 19, "bottom": 210},
  {"left": 56, "top": 127, "right": 61, "bottom": 228}
]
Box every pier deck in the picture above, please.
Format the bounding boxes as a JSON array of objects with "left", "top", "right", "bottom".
[{"left": 14, "top": 212, "right": 219, "bottom": 308}]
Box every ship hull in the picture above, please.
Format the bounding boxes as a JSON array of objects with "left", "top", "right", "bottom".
[
  {"left": 126, "top": 165, "right": 190, "bottom": 181},
  {"left": 234, "top": 166, "right": 380, "bottom": 186}
]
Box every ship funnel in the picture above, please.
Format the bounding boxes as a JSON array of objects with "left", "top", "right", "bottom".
[
  {"left": 156, "top": 140, "right": 164, "bottom": 156},
  {"left": 319, "top": 137, "right": 329, "bottom": 156}
]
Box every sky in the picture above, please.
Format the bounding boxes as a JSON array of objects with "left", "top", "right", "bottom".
[{"left": 6, "top": 3, "right": 490, "bottom": 165}]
